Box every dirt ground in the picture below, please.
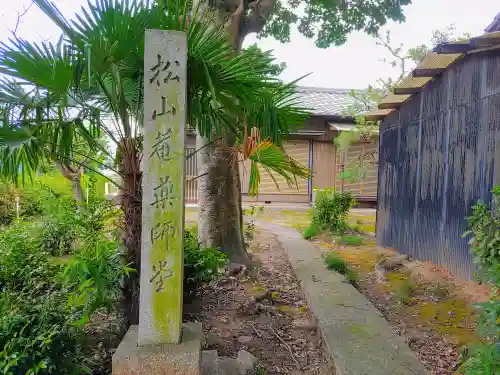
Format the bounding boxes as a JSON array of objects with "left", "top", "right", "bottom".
[
  {"left": 188, "top": 227, "right": 335, "bottom": 375},
  {"left": 252, "top": 209, "right": 493, "bottom": 375}
]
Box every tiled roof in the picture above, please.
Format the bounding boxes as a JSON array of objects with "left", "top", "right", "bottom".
[
  {"left": 485, "top": 12, "right": 500, "bottom": 33},
  {"left": 365, "top": 29, "right": 500, "bottom": 121},
  {"left": 293, "top": 86, "right": 357, "bottom": 116}
]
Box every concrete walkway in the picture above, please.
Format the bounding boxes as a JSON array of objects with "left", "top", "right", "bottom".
[{"left": 254, "top": 220, "right": 428, "bottom": 375}]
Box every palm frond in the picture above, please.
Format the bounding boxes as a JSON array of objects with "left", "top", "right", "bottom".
[
  {"left": 232, "top": 126, "right": 311, "bottom": 197},
  {"left": 246, "top": 141, "right": 311, "bottom": 197},
  {"left": 0, "top": 0, "right": 312, "bottom": 192}
]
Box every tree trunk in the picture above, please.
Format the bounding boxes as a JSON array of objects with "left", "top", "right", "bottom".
[
  {"left": 118, "top": 139, "right": 142, "bottom": 326},
  {"left": 196, "top": 9, "right": 251, "bottom": 263},
  {"left": 71, "top": 178, "right": 84, "bottom": 203},
  {"left": 197, "top": 132, "right": 248, "bottom": 264},
  {"left": 59, "top": 164, "right": 85, "bottom": 206}
]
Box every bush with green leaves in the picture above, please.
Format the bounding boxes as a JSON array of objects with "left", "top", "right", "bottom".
[
  {"left": 0, "top": 182, "right": 43, "bottom": 225},
  {"left": 36, "top": 183, "right": 79, "bottom": 255},
  {"left": 460, "top": 186, "right": 500, "bottom": 375},
  {"left": 0, "top": 224, "right": 84, "bottom": 375},
  {"left": 0, "top": 223, "right": 59, "bottom": 292},
  {"left": 463, "top": 186, "right": 500, "bottom": 285},
  {"left": 0, "top": 290, "right": 88, "bottom": 375},
  {"left": 313, "top": 188, "right": 356, "bottom": 232},
  {"left": 0, "top": 183, "right": 16, "bottom": 225},
  {"left": 0, "top": 186, "right": 127, "bottom": 374},
  {"left": 184, "top": 226, "right": 228, "bottom": 296}
]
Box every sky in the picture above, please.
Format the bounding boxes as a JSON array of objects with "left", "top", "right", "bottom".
[{"left": 0, "top": 0, "right": 497, "bottom": 89}]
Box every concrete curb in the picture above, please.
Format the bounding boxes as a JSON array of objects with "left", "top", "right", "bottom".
[{"left": 254, "top": 220, "right": 429, "bottom": 375}]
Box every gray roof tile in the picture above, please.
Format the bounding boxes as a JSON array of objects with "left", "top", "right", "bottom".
[
  {"left": 294, "top": 86, "right": 357, "bottom": 116},
  {"left": 485, "top": 12, "right": 500, "bottom": 33}
]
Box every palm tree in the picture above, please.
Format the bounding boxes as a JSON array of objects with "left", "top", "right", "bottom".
[
  {"left": 0, "top": 80, "right": 110, "bottom": 205},
  {"left": 0, "top": 0, "right": 309, "bottom": 325}
]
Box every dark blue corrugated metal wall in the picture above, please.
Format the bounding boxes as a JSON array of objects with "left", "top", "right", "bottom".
[{"left": 377, "top": 52, "right": 500, "bottom": 279}]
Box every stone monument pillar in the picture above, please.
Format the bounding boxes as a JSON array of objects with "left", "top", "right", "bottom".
[{"left": 112, "top": 29, "right": 201, "bottom": 375}]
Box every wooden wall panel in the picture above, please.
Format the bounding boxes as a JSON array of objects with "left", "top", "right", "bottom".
[
  {"left": 312, "top": 141, "right": 336, "bottom": 190},
  {"left": 335, "top": 141, "right": 378, "bottom": 198}
]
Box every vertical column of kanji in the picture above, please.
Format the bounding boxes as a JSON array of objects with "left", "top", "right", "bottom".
[{"left": 139, "top": 30, "right": 187, "bottom": 346}]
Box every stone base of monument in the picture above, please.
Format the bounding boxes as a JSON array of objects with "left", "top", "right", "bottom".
[{"left": 112, "top": 322, "right": 202, "bottom": 375}]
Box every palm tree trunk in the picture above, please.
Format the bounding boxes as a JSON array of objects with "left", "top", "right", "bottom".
[
  {"left": 197, "top": 132, "right": 248, "bottom": 264},
  {"left": 197, "top": 10, "right": 249, "bottom": 263},
  {"left": 118, "top": 139, "right": 142, "bottom": 326}
]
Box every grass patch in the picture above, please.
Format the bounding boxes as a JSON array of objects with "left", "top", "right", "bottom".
[
  {"left": 395, "top": 278, "right": 416, "bottom": 305},
  {"left": 302, "top": 222, "right": 319, "bottom": 239},
  {"left": 325, "top": 253, "right": 348, "bottom": 273},
  {"left": 325, "top": 253, "right": 358, "bottom": 285},
  {"left": 339, "top": 235, "right": 364, "bottom": 246},
  {"left": 346, "top": 268, "right": 359, "bottom": 286},
  {"left": 333, "top": 249, "right": 380, "bottom": 272}
]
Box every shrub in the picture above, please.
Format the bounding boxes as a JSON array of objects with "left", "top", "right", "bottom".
[
  {"left": 463, "top": 186, "right": 500, "bottom": 285},
  {"left": 0, "top": 182, "right": 43, "bottom": 225},
  {"left": 0, "top": 290, "right": 87, "bottom": 375},
  {"left": 39, "top": 218, "right": 78, "bottom": 256},
  {"left": 302, "top": 222, "right": 319, "bottom": 239},
  {"left": 63, "top": 241, "right": 131, "bottom": 327},
  {"left": 184, "top": 227, "right": 228, "bottom": 296},
  {"left": 0, "top": 223, "right": 59, "bottom": 292},
  {"left": 0, "top": 184, "right": 125, "bottom": 375},
  {"left": 460, "top": 186, "right": 500, "bottom": 375},
  {"left": 0, "top": 183, "right": 16, "bottom": 225},
  {"left": 0, "top": 224, "right": 86, "bottom": 375},
  {"left": 313, "top": 189, "right": 356, "bottom": 233},
  {"left": 458, "top": 343, "right": 500, "bottom": 375},
  {"left": 339, "top": 235, "right": 364, "bottom": 246}
]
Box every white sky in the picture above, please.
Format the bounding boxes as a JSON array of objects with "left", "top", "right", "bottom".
[{"left": 0, "top": 0, "right": 497, "bottom": 89}]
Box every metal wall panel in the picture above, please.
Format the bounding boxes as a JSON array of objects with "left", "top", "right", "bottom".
[{"left": 377, "top": 52, "right": 500, "bottom": 279}]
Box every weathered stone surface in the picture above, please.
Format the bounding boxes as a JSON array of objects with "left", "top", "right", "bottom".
[
  {"left": 254, "top": 220, "right": 429, "bottom": 375},
  {"left": 205, "top": 332, "right": 225, "bottom": 349},
  {"left": 292, "top": 318, "right": 318, "bottom": 331},
  {"left": 217, "top": 357, "right": 242, "bottom": 375},
  {"left": 139, "top": 29, "right": 187, "bottom": 345},
  {"left": 113, "top": 323, "right": 202, "bottom": 375},
  {"left": 201, "top": 350, "right": 219, "bottom": 375},
  {"left": 236, "top": 350, "right": 258, "bottom": 374},
  {"left": 237, "top": 335, "right": 253, "bottom": 345}
]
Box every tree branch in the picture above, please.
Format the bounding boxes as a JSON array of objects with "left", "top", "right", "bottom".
[
  {"left": 239, "top": 0, "right": 275, "bottom": 40},
  {"left": 376, "top": 33, "right": 407, "bottom": 81},
  {"left": 7, "top": 1, "right": 34, "bottom": 38}
]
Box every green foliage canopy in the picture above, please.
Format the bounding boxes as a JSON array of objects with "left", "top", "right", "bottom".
[{"left": 258, "top": 0, "right": 411, "bottom": 48}]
